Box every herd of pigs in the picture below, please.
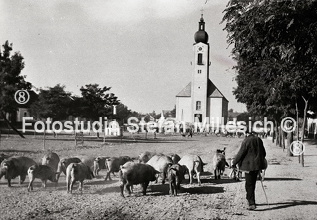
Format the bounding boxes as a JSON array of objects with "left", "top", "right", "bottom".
[{"left": 0, "top": 148, "right": 231, "bottom": 197}]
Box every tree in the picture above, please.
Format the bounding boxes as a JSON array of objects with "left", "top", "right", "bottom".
[
  {"left": 170, "top": 105, "right": 176, "bottom": 118},
  {"left": 0, "top": 41, "right": 32, "bottom": 138},
  {"left": 114, "top": 103, "right": 132, "bottom": 124},
  {"left": 80, "top": 84, "right": 119, "bottom": 121},
  {"left": 28, "top": 84, "right": 72, "bottom": 121},
  {"left": 223, "top": 0, "right": 317, "bottom": 161}
]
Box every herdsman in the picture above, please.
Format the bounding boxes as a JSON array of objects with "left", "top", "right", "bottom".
[{"left": 232, "top": 131, "right": 267, "bottom": 210}]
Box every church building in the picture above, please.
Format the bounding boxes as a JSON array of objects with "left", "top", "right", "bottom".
[{"left": 175, "top": 14, "right": 228, "bottom": 125}]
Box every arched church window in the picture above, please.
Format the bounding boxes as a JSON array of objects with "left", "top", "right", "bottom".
[
  {"left": 198, "top": 54, "right": 203, "bottom": 65},
  {"left": 196, "top": 101, "right": 201, "bottom": 110}
]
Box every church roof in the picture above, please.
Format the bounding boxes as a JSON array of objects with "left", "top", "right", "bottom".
[
  {"left": 176, "top": 80, "right": 228, "bottom": 102},
  {"left": 176, "top": 82, "right": 191, "bottom": 97}
]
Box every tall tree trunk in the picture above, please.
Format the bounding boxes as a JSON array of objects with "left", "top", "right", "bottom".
[
  {"left": 282, "top": 130, "right": 286, "bottom": 150},
  {"left": 275, "top": 120, "right": 279, "bottom": 146},
  {"left": 296, "top": 101, "right": 300, "bottom": 163},
  {"left": 300, "top": 97, "right": 309, "bottom": 167},
  {"left": 287, "top": 131, "right": 293, "bottom": 156},
  {"left": 0, "top": 111, "right": 25, "bottom": 138}
]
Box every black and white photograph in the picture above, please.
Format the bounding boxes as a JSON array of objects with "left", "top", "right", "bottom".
[{"left": 1, "top": 0, "right": 317, "bottom": 219}]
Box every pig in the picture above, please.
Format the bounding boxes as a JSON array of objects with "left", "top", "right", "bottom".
[
  {"left": 138, "top": 151, "right": 156, "bottom": 163},
  {"left": 119, "top": 161, "right": 160, "bottom": 197},
  {"left": 41, "top": 152, "right": 60, "bottom": 172},
  {"left": 170, "top": 154, "right": 181, "bottom": 164},
  {"left": 178, "top": 154, "right": 207, "bottom": 186},
  {"left": 104, "top": 156, "right": 132, "bottom": 181},
  {"left": 229, "top": 157, "right": 242, "bottom": 181},
  {"left": 0, "top": 156, "right": 37, "bottom": 187},
  {"left": 167, "top": 164, "right": 186, "bottom": 196},
  {"left": 66, "top": 162, "right": 94, "bottom": 193},
  {"left": 0, "top": 153, "right": 9, "bottom": 164},
  {"left": 56, "top": 157, "right": 82, "bottom": 182},
  {"left": 181, "top": 127, "right": 193, "bottom": 138},
  {"left": 213, "top": 148, "right": 230, "bottom": 179},
  {"left": 27, "top": 164, "right": 57, "bottom": 191},
  {"left": 146, "top": 155, "right": 173, "bottom": 184},
  {"left": 93, "top": 156, "right": 109, "bottom": 176},
  {"left": 80, "top": 156, "right": 95, "bottom": 170}
]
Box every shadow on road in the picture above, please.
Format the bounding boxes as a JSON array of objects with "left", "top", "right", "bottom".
[
  {"left": 263, "top": 177, "right": 302, "bottom": 181},
  {"left": 0, "top": 149, "right": 35, "bottom": 153},
  {"left": 257, "top": 200, "right": 317, "bottom": 211}
]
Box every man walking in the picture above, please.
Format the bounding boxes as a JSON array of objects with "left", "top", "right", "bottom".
[{"left": 232, "top": 131, "right": 267, "bottom": 210}]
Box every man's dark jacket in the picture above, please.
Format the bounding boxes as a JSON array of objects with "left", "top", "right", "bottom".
[{"left": 233, "top": 134, "right": 266, "bottom": 171}]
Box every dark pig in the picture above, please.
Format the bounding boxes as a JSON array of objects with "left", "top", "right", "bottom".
[
  {"left": 105, "top": 156, "right": 132, "bottom": 181},
  {"left": 93, "top": 156, "right": 109, "bottom": 176},
  {"left": 167, "top": 164, "right": 186, "bottom": 196},
  {"left": 213, "top": 148, "right": 229, "bottom": 179},
  {"left": 170, "top": 154, "right": 181, "bottom": 164},
  {"left": 66, "top": 162, "right": 94, "bottom": 193},
  {"left": 27, "top": 164, "right": 57, "bottom": 191},
  {"left": 119, "top": 161, "right": 160, "bottom": 197},
  {"left": 0, "top": 156, "right": 37, "bottom": 187},
  {"left": 0, "top": 153, "right": 9, "bottom": 164}
]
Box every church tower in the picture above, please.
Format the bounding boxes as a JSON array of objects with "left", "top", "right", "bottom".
[
  {"left": 175, "top": 14, "right": 228, "bottom": 125},
  {"left": 192, "top": 14, "right": 209, "bottom": 122}
]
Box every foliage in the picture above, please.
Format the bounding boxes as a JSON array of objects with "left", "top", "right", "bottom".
[
  {"left": 28, "top": 84, "right": 72, "bottom": 120},
  {"left": 114, "top": 103, "right": 133, "bottom": 123},
  {"left": 79, "top": 84, "right": 119, "bottom": 121},
  {"left": 0, "top": 41, "right": 32, "bottom": 115},
  {"left": 170, "top": 105, "right": 176, "bottom": 118},
  {"left": 223, "top": 0, "right": 317, "bottom": 121}
]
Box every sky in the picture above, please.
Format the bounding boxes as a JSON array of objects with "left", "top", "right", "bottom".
[{"left": 1, "top": 0, "right": 246, "bottom": 114}]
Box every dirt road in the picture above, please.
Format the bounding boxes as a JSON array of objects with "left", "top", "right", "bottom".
[{"left": 0, "top": 134, "right": 316, "bottom": 219}]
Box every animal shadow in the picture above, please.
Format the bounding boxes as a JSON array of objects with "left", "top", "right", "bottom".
[
  {"left": 148, "top": 184, "right": 170, "bottom": 196},
  {"left": 182, "top": 185, "right": 224, "bottom": 194}
]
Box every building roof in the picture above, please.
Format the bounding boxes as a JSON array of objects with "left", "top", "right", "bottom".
[
  {"left": 176, "top": 82, "right": 191, "bottom": 97},
  {"left": 176, "top": 79, "right": 228, "bottom": 102}
]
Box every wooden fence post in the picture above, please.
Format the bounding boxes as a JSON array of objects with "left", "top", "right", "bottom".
[
  {"left": 74, "top": 131, "right": 77, "bottom": 150},
  {"left": 43, "top": 129, "right": 46, "bottom": 150}
]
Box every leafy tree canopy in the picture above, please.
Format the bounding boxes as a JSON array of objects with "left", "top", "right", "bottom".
[
  {"left": 0, "top": 41, "right": 32, "bottom": 114},
  {"left": 28, "top": 84, "right": 72, "bottom": 120},
  {"left": 80, "top": 84, "right": 119, "bottom": 121},
  {"left": 223, "top": 0, "right": 317, "bottom": 120}
]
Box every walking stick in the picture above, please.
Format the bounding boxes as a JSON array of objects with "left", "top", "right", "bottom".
[{"left": 259, "top": 172, "right": 270, "bottom": 208}]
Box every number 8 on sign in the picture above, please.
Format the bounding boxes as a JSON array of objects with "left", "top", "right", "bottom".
[{"left": 14, "top": 90, "right": 30, "bottom": 105}]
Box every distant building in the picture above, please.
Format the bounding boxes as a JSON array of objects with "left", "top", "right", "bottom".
[
  {"left": 175, "top": 14, "right": 228, "bottom": 124},
  {"left": 15, "top": 90, "right": 38, "bottom": 122}
]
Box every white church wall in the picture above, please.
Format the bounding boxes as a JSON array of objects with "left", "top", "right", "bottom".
[{"left": 176, "top": 97, "right": 192, "bottom": 122}]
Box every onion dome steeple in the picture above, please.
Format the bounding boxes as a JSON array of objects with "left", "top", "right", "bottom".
[{"left": 194, "top": 13, "right": 209, "bottom": 44}]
